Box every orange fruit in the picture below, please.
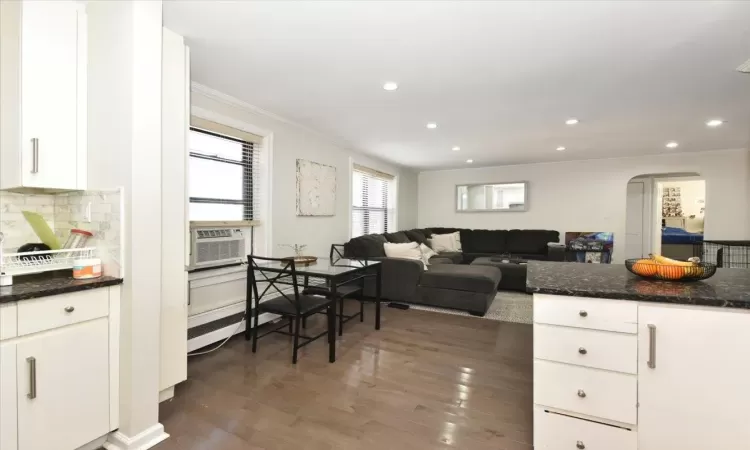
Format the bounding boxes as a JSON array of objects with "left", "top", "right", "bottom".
[
  {"left": 657, "top": 265, "right": 683, "bottom": 280},
  {"left": 633, "top": 259, "right": 658, "bottom": 276}
]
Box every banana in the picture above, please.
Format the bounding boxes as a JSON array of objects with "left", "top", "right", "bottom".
[{"left": 649, "top": 254, "right": 695, "bottom": 267}]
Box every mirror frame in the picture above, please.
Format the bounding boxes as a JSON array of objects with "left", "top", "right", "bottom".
[{"left": 455, "top": 181, "right": 529, "bottom": 213}]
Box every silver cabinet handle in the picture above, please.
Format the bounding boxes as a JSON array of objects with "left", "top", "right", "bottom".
[
  {"left": 577, "top": 441, "right": 585, "bottom": 449},
  {"left": 579, "top": 310, "right": 588, "bottom": 317},
  {"left": 578, "top": 347, "right": 587, "bottom": 355},
  {"left": 64, "top": 306, "right": 75, "bottom": 313},
  {"left": 577, "top": 389, "right": 586, "bottom": 398},
  {"left": 647, "top": 324, "right": 656, "bottom": 369},
  {"left": 27, "top": 357, "right": 37, "bottom": 399},
  {"left": 31, "top": 138, "right": 39, "bottom": 174}
]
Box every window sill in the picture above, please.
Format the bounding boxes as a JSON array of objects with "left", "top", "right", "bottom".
[{"left": 190, "top": 220, "right": 260, "bottom": 228}]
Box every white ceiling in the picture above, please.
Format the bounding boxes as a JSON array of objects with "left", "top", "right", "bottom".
[{"left": 164, "top": 1, "right": 750, "bottom": 170}]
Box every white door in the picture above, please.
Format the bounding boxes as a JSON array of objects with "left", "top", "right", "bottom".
[
  {"left": 16, "top": 319, "right": 110, "bottom": 450},
  {"left": 625, "top": 182, "right": 645, "bottom": 259},
  {"left": 638, "top": 304, "right": 750, "bottom": 450},
  {"left": 21, "top": 0, "right": 81, "bottom": 189}
]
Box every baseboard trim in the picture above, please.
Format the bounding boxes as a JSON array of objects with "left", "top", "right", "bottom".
[{"left": 104, "top": 423, "right": 169, "bottom": 450}]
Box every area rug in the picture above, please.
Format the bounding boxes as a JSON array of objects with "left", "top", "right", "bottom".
[{"left": 409, "top": 291, "right": 533, "bottom": 324}]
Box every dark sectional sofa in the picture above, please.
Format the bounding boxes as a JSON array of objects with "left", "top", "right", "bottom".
[{"left": 343, "top": 227, "right": 561, "bottom": 315}]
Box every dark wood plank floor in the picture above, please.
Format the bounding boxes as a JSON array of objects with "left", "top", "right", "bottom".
[{"left": 155, "top": 301, "right": 533, "bottom": 450}]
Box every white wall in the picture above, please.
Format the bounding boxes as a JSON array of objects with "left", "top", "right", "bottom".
[
  {"left": 418, "top": 149, "right": 750, "bottom": 262},
  {"left": 191, "top": 86, "right": 419, "bottom": 258},
  {"left": 87, "top": 1, "right": 166, "bottom": 446}
]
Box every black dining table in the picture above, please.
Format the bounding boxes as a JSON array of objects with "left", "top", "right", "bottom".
[{"left": 250, "top": 257, "right": 382, "bottom": 361}]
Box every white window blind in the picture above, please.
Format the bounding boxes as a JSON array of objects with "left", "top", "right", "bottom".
[
  {"left": 188, "top": 119, "right": 262, "bottom": 223},
  {"left": 352, "top": 165, "right": 395, "bottom": 237}
]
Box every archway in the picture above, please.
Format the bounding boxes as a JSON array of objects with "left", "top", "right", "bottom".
[{"left": 625, "top": 172, "right": 704, "bottom": 260}]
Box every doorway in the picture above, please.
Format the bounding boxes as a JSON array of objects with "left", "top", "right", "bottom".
[{"left": 625, "top": 174, "right": 705, "bottom": 260}]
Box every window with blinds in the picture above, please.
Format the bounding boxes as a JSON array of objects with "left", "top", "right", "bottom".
[
  {"left": 351, "top": 165, "right": 396, "bottom": 237},
  {"left": 188, "top": 119, "right": 262, "bottom": 223}
]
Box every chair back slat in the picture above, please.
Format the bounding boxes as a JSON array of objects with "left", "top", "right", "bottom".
[{"left": 248, "top": 255, "right": 302, "bottom": 313}]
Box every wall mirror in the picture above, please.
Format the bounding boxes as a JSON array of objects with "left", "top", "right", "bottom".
[{"left": 456, "top": 182, "right": 528, "bottom": 212}]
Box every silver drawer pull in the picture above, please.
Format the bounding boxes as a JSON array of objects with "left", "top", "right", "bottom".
[
  {"left": 578, "top": 347, "right": 587, "bottom": 355},
  {"left": 647, "top": 324, "right": 656, "bottom": 369},
  {"left": 577, "top": 441, "right": 585, "bottom": 449},
  {"left": 31, "top": 138, "right": 39, "bottom": 174},
  {"left": 577, "top": 389, "right": 586, "bottom": 398},
  {"left": 579, "top": 310, "right": 588, "bottom": 317},
  {"left": 27, "top": 357, "right": 37, "bottom": 399},
  {"left": 64, "top": 306, "right": 75, "bottom": 313}
]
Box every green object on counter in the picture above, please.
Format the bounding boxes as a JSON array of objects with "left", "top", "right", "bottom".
[{"left": 22, "top": 211, "right": 61, "bottom": 250}]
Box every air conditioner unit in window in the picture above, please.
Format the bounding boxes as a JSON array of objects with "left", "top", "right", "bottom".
[{"left": 190, "top": 228, "right": 246, "bottom": 269}]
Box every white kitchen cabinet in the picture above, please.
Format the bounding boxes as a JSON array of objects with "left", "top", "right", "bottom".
[
  {"left": 0, "top": 286, "right": 119, "bottom": 450},
  {"left": 638, "top": 304, "right": 750, "bottom": 450},
  {"left": 15, "top": 319, "right": 110, "bottom": 450},
  {"left": 0, "top": 0, "right": 87, "bottom": 191}
]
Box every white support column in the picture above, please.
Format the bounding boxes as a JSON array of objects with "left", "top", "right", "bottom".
[{"left": 87, "top": 1, "right": 167, "bottom": 449}]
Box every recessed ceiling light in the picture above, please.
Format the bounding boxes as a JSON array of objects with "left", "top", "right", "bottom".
[
  {"left": 565, "top": 118, "right": 579, "bottom": 125},
  {"left": 556, "top": 146, "right": 566, "bottom": 151},
  {"left": 706, "top": 119, "right": 725, "bottom": 127},
  {"left": 426, "top": 122, "right": 437, "bottom": 129},
  {"left": 452, "top": 146, "right": 461, "bottom": 151},
  {"left": 466, "top": 159, "right": 473, "bottom": 164},
  {"left": 383, "top": 82, "right": 398, "bottom": 91},
  {"left": 666, "top": 141, "right": 679, "bottom": 149}
]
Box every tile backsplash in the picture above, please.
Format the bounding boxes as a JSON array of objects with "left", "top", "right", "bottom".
[{"left": 0, "top": 188, "right": 123, "bottom": 277}]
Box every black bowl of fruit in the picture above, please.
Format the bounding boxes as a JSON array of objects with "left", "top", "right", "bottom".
[{"left": 625, "top": 255, "right": 716, "bottom": 281}]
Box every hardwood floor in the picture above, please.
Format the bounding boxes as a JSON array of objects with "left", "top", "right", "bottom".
[{"left": 155, "top": 301, "right": 533, "bottom": 450}]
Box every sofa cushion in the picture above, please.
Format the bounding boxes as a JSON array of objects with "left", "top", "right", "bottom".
[
  {"left": 507, "top": 230, "right": 559, "bottom": 255},
  {"left": 343, "top": 234, "right": 387, "bottom": 258},
  {"left": 434, "top": 252, "right": 463, "bottom": 264},
  {"left": 384, "top": 231, "right": 410, "bottom": 243},
  {"left": 404, "top": 229, "right": 427, "bottom": 244},
  {"left": 427, "top": 227, "right": 463, "bottom": 235},
  {"left": 461, "top": 229, "right": 507, "bottom": 254},
  {"left": 419, "top": 265, "right": 501, "bottom": 294}
]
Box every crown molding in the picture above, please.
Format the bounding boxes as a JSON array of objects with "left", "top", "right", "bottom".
[
  {"left": 190, "top": 82, "right": 417, "bottom": 173},
  {"left": 190, "top": 82, "right": 356, "bottom": 150}
]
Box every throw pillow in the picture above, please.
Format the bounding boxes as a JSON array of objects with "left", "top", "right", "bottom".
[
  {"left": 404, "top": 229, "right": 427, "bottom": 244},
  {"left": 429, "top": 233, "right": 460, "bottom": 252},
  {"left": 453, "top": 231, "right": 463, "bottom": 251},
  {"left": 384, "top": 242, "right": 422, "bottom": 261},
  {"left": 419, "top": 243, "right": 437, "bottom": 265}
]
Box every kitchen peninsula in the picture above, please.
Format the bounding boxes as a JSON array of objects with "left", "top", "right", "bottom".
[{"left": 526, "top": 261, "right": 750, "bottom": 450}]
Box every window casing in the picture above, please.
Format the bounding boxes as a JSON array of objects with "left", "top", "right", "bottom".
[{"left": 352, "top": 166, "right": 395, "bottom": 237}]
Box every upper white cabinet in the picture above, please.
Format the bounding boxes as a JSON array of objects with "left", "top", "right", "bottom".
[
  {"left": 637, "top": 304, "right": 750, "bottom": 450},
  {"left": 0, "top": 0, "right": 87, "bottom": 191}
]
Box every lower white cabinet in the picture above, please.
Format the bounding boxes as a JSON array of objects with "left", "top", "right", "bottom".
[
  {"left": 16, "top": 319, "right": 110, "bottom": 450},
  {"left": 534, "top": 294, "right": 750, "bottom": 450},
  {"left": 637, "top": 304, "right": 750, "bottom": 450},
  {"left": 0, "top": 286, "right": 119, "bottom": 450}
]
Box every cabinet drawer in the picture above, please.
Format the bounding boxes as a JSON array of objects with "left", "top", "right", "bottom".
[
  {"left": 534, "top": 360, "right": 637, "bottom": 425},
  {"left": 534, "top": 324, "right": 637, "bottom": 374},
  {"left": 17, "top": 289, "right": 109, "bottom": 336},
  {"left": 534, "top": 294, "right": 637, "bottom": 334},
  {"left": 534, "top": 407, "right": 636, "bottom": 450}
]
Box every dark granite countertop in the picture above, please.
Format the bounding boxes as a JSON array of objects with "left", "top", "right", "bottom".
[
  {"left": 526, "top": 261, "right": 750, "bottom": 309},
  {"left": 0, "top": 270, "right": 123, "bottom": 304}
]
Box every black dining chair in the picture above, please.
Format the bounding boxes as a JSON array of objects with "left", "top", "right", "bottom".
[
  {"left": 246, "top": 255, "right": 336, "bottom": 364},
  {"left": 302, "top": 244, "right": 366, "bottom": 336}
]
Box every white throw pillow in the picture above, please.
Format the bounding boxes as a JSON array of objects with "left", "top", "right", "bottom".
[
  {"left": 429, "top": 233, "right": 460, "bottom": 252},
  {"left": 384, "top": 242, "right": 422, "bottom": 261},
  {"left": 419, "top": 243, "right": 437, "bottom": 265},
  {"left": 452, "top": 231, "right": 463, "bottom": 251}
]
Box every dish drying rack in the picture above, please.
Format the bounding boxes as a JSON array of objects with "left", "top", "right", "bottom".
[{"left": 0, "top": 247, "right": 97, "bottom": 280}]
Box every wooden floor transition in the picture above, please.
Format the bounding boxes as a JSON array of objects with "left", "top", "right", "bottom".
[{"left": 155, "top": 300, "right": 533, "bottom": 450}]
